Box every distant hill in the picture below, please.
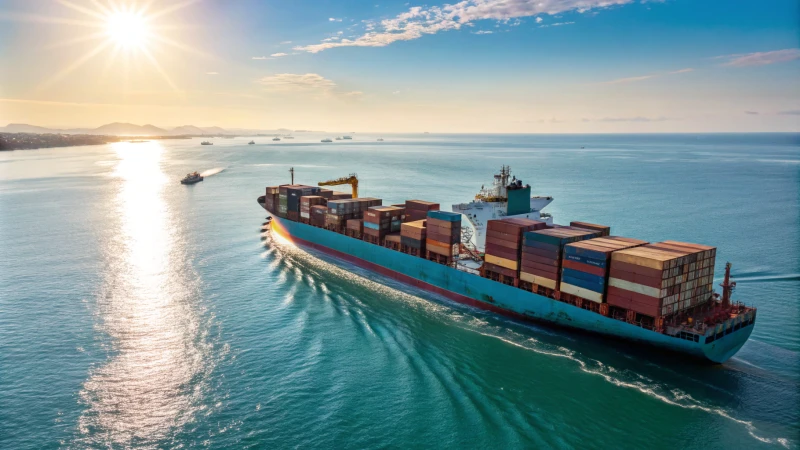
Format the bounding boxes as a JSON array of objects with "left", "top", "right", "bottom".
[
  {"left": 170, "top": 125, "right": 208, "bottom": 135},
  {"left": 92, "top": 122, "right": 168, "bottom": 136},
  {"left": 2, "top": 123, "right": 59, "bottom": 133},
  {"left": 200, "top": 126, "right": 228, "bottom": 134}
]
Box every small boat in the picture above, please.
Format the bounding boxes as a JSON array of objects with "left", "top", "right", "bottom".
[
  {"left": 335, "top": 137, "right": 342, "bottom": 141},
  {"left": 284, "top": 136, "right": 295, "bottom": 139},
  {"left": 272, "top": 137, "right": 281, "bottom": 141},
  {"left": 201, "top": 141, "right": 213, "bottom": 145},
  {"left": 321, "top": 138, "right": 333, "bottom": 143},
  {"left": 377, "top": 138, "right": 384, "bottom": 141},
  {"left": 249, "top": 141, "right": 255, "bottom": 145},
  {"left": 342, "top": 136, "right": 353, "bottom": 140},
  {"left": 181, "top": 172, "right": 203, "bottom": 184}
]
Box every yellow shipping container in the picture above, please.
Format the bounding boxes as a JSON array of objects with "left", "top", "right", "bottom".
[
  {"left": 608, "top": 277, "right": 661, "bottom": 298},
  {"left": 560, "top": 282, "right": 604, "bottom": 303},
  {"left": 520, "top": 271, "right": 557, "bottom": 289},
  {"left": 485, "top": 254, "right": 518, "bottom": 270}
]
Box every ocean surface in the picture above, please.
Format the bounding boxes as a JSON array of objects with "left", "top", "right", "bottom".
[{"left": 0, "top": 133, "right": 798, "bottom": 449}]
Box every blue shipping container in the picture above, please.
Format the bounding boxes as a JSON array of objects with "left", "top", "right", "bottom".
[
  {"left": 562, "top": 268, "right": 606, "bottom": 285},
  {"left": 561, "top": 275, "right": 605, "bottom": 294},
  {"left": 427, "top": 210, "right": 461, "bottom": 222},
  {"left": 364, "top": 222, "right": 380, "bottom": 230},
  {"left": 564, "top": 245, "right": 609, "bottom": 261},
  {"left": 564, "top": 254, "right": 607, "bottom": 268}
]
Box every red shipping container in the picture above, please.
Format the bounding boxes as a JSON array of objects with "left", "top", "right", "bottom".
[
  {"left": 521, "top": 261, "right": 559, "bottom": 275},
  {"left": 482, "top": 262, "right": 518, "bottom": 278},
  {"left": 562, "top": 259, "right": 606, "bottom": 277},
  {"left": 521, "top": 254, "right": 560, "bottom": 267},
  {"left": 485, "top": 245, "right": 518, "bottom": 261}
]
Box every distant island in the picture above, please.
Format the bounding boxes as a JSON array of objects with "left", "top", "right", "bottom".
[
  {"left": 0, "top": 133, "right": 188, "bottom": 151},
  {"left": 0, "top": 122, "right": 305, "bottom": 137}
]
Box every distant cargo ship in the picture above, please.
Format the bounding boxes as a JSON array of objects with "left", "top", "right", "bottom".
[{"left": 256, "top": 169, "right": 755, "bottom": 363}]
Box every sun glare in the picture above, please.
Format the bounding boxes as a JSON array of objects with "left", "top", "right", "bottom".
[{"left": 106, "top": 11, "right": 148, "bottom": 49}]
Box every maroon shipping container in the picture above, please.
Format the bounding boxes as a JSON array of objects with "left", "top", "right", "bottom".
[
  {"left": 484, "top": 244, "right": 518, "bottom": 260},
  {"left": 405, "top": 200, "right": 440, "bottom": 211},
  {"left": 562, "top": 259, "right": 606, "bottom": 277},
  {"left": 570, "top": 221, "right": 611, "bottom": 236},
  {"left": 521, "top": 246, "right": 560, "bottom": 259},
  {"left": 521, "top": 260, "right": 559, "bottom": 274},
  {"left": 523, "top": 254, "right": 561, "bottom": 267},
  {"left": 485, "top": 236, "right": 521, "bottom": 250}
]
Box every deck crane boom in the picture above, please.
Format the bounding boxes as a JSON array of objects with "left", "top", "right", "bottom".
[{"left": 318, "top": 174, "right": 358, "bottom": 198}]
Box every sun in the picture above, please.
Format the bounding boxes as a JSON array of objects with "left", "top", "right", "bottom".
[{"left": 106, "top": 11, "right": 149, "bottom": 49}]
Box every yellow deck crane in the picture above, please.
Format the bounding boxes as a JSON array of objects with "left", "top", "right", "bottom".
[{"left": 318, "top": 174, "right": 359, "bottom": 198}]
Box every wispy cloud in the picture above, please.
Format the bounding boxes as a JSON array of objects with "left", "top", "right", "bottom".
[
  {"left": 539, "top": 21, "right": 575, "bottom": 28},
  {"left": 329, "top": 17, "right": 342, "bottom": 22},
  {"left": 296, "top": 0, "right": 634, "bottom": 53},
  {"left": 721, "top": 48, "right": 800, "bottom": 67},
  {"left": 600, "top": 68, "right": 693, "bottom": 84},
  {"left": 280, "top": 40, "right": 292, "bottom": 45},
  {"left": 778, "top": 110, "right": 800, "bottom": 115},
  {"left": 472, "top": 30, "right": 493, "bottom": 34},
  {"left": 597, "top": 116, "right": 671, "bottom": 122},
  {"left": 258, "top": 73, "right": 361, "bottom": 100},
  {"left": 270, "top": 52, "right": 289, "bottom": 57},
  {"left": 252, "top": 56, "right": 269, "bottom": 60},
  {"left": 206, "top": 72, "right": 218, "bottom": 75}
]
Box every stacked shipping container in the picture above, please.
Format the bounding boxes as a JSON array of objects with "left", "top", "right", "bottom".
[
  {"left": 425, "top": 211, "right": 462, "bottom": 263},
  {"left": 607, "top": 241, "right": 716, "bottom": 318},
  {"left": 400, "top": 220, "right": 427, "bottom": 256},
  {"left": 520, "top": 227, "right": 602, "bottom": 290},
  {"left": 346, "top": 219, "right": 363, "bottom": 239},
  {"left": 405, "top": 200, "right": 440, "bottom": 222},
  {"left": 300, "top": 196, "right": 326, "bottom": 223},
  {"left": 310, "top": 205, "right": 327, "bottom": 227},
  {"left": 363, "top": 206, "right": 404, "bottom": 245},
  {"left": 483, "top": 218, "right": 547, "bottom": 284},
  {"left": 561, "top": 237, "right": 648, "bottom": 303},
  {"left": 569, "top": 221, "right": 611, "bottom": 237},
  {"left": 263, "top": 186, "right": 280, "bottom": 213}
]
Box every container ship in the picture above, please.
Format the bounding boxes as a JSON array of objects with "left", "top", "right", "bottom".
[{"left": 256, "top": 168, "right": 756, "bottom": 363}]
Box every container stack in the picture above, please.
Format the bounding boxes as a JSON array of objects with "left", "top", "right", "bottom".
[
  {"left": 310, "top": 205, "right": 327, "bottom": 227},
  {"left": 282, "top": 185, "right": 321, "bottom": 221},
  {"left": 300, "top": 196, "right": 326, "bottom": 224},
  {"left": 318, "top": 189, "right": 333, "bottom": 199},
  {"left": 400, "top": 220, "right": 426, "bottom": 256},
  {"left": 278, "top": 185, "right": 289, "bottom": 217},
  {"left": 384, "top": 233, "right": 402, "bottom": 251},
  {"left": 263, "top": 186, "right": 280, "bottom": 213},
  {"left": 482, "top": 218, "right": 547, "bottom": 285},
  {"left": 520, "top": 227, "right": 603, "bottom": 291},
  {"left": 325, "top": 199, "right": 357, "bottom": 232},
  {"left": 363, "top": 206, "right": 404, "bottom": 245},
  {"left": 405, "top": 200, "right": 440, "bottom": 222},
  {"left": 607, "top": 242, "right": 716, "bottom": 319},
  {"left": 425, "top": 211, "right": 462, "bottom": 265},
  {"left": 346, "top": 219, "right": 363, "bottom": 239},
  {"left": 569, "top": 221, "right": 611, "bottom": 237},
  {"left": 560, "top": 237, "right": 648, "bottom": 305}
]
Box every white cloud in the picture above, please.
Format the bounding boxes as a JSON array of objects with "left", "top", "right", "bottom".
[
  {"left": 329, "top": 17, "right": 342, "bottom": 22},
  {"left": 721, "top": 48, "right": 800, "bottom": 67},
  {"left": 206, "top": 72, "right": 218, "bottom": 75},
  {"left": 270, "top": 52, "right": 289, "bottom": 57},
  {"left": 280, "top": 40, "right": 292, "bottom": 45},
  {"left": 296, "top": 0, "right": 633, "bottom": 53},
  {"left": 472, "top": 30, "right": 493, "bottom": 34},
  {"left": 257, "top": 73, "right": 362, "bottom": 101},
  {"left": 600, "top": 67, "right": 693, "bottom": 84},
  {"left": 259, "top": 73, "right": 336, "bottom": 91},
  {"left": 535, "top": 17, "right": 543, "bottom": 23},
  {"left": 252, "top": 56, "right": 269, "bottom": 60}
]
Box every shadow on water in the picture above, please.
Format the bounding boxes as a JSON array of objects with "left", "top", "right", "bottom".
[{"left": 260, "top": 229, "right": 797, "bottom": 448}]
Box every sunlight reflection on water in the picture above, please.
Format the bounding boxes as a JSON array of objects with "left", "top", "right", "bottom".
[{"left": 74, "top": 142, "right": 212, "bottom": 447}]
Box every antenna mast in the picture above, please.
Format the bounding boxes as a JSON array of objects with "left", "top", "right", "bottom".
[
  {"left": 289, "top": 167, "right": 294, "bottom": 185},
  {"left": 720, "top": 262, "right": 736, "bottom": 308}
]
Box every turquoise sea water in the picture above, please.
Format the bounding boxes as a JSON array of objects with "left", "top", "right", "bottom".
[{"left": 0, "top": 133, "right": 798, "bottom": 449}]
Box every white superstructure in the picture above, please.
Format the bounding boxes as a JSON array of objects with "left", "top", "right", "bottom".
[{"left": 452, "top": 166, "right": 553, "bottom": 252}]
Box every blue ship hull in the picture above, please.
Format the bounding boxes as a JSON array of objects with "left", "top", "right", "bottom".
[{"left": 268, "top": 214, "right": 754, "bottom": 363}]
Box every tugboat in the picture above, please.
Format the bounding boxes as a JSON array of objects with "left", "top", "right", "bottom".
[
  {"left": 201, "top": 141, "right": 213, "bottom": 145},
  {"left": 321, "top": 138, "right": 333, "bottom": 143},
  {"left": 272, "top": 137, "right": 281, "bottom": 141},
  {"left": 342, "top": 135, "right": 353, "bottom": 140},
  {"left": 248, "top": 140, "right": 255, "bottom": 145},
  {"left": 180, "top": 172, "right": 204, "bottom": 184}
]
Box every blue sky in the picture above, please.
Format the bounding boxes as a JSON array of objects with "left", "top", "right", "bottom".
[{"left": 0, "top": 0, "right": 797, "bottom": 132}]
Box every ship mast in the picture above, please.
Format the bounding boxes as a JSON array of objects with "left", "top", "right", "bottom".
[
  {"left": 720, "top": 262, "right": 736, "bottom": 308},
  {"left": 289, "top": 167, "right": 294, "bottom": 185}
]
